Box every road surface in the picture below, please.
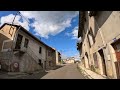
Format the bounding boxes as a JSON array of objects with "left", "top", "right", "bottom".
[{"left": 41, "top": 64, "right": 86, "bottom": 79}]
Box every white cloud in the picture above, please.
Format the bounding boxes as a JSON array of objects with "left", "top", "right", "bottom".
[
  {"left": 65, "top": 32, "right": 71, "bottom": 36},
  {"left": 71, "top": 26, "right": 78, "bottom": 39},
  {"left": 0, "top": 11, "right": 79, "bottom": 38},
  {"left": 61, "top": 54, "right": 68, "bottom": 59},
  {"left": 0, "top": 14, "right": 29, "bottom": 30},
  {"left": 74, "top": 54, "right": 80, "bottom": 61},
  {"left": 20, "top": 11, "right": 79, "bottom": 38},
  {"left": 77, "top": 37, "right": 81, "bottom": 43},
  {"left": 65, "top": 26, "right": 79, "bottom": 40}
]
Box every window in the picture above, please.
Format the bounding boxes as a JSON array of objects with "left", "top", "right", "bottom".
[
  {"left": 48, "top": 51, "right": 50, "bottom": 56},
  {"left": 48, "top": 51, "right": 52, "bottom": 56},
  {"left": 39, "top": 59, "right": 42, "bottom": 65},
  {"left": 9, "top": 26, "right": 14, "bottom": 36},
  {"left": 39, "top": 47, "right": 42, "bottom": 54},
  {"left": 49, "top": 61, "right": 51, "bottom": 66},
  {"left": 24, "top": 38, "right": 29, "bottom": 48},
  {"left": 15, "top": 34, "right": 23, "bottom": 49}
]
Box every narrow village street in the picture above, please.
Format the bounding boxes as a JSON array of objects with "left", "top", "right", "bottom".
[
  {"left": 0, "top": 64, "right": 86, "bottom": 79},
  {"left": 41, "top": 64, "right": 86, "bottom": 79},
  {"left": 1, "top": 11, "right": 120, "bottom": 79}
]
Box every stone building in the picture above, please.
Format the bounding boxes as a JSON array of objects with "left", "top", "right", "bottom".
[
  {"left": 0, "top": 23, "right": 60, "bottom": 73},
  {"left": 77, "top": 11, "right": 120, "bottom": 79},
  {"left": 63, "top": 57, "right": 75, "bottom": 64}
]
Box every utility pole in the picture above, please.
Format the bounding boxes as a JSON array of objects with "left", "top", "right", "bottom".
[
  {"left": 9, "top": 11, "right": 20, "bottom": 35},
  {"left": 8, "top": 11, "right": 19, "bottom": 72}
]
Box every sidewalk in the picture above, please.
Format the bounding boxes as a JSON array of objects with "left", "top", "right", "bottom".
[{"left": 77, "top": 64, "right": 107, "bottom": 79}]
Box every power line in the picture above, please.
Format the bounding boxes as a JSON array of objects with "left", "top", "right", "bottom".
[
  {"left": 18, "top": 11, "right": 31, "bottom": 26},
  {"left": 16, "top": 11, "right": 42, "bottom": 40}
]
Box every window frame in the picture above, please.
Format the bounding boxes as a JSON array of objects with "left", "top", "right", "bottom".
[
  {"left": 24, "top": 38, "right": 29, "bottom": 48},
  {"left": 39, "top": 46, "right": 42, "bottom": 54}
]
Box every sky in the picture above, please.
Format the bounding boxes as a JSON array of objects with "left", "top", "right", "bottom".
[{"left": 0, "top": 11, "right": 80, "bottom": 60}]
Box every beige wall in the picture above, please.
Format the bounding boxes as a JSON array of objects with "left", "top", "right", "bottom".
[
  {"left": 100, "top": 11, "right": 120, "bottom": 43},
  {"left": 91, "top": 30, "right": 104, "bottom": 53},
  {"left": 17, "top": 30, "right": 46, "bottom": 64},
  {"left": 0, "top": 25, "right": 17, "bottom": 51},
  {"left": 0, "top": 24, "right": 58, "bottom": 72},
  {"left": 0, "top": 25, "right": 17, "bottom": 40},
  {"left": 17, "top": 29, "right": 58, "bottom": 70},
  {"left": 55, "top": 51, "right": 61, "bottom": 64},
  {"left": 88, "top": 11, "right": 120, "bottom": 78}
]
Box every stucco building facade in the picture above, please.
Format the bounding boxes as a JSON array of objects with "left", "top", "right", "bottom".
[
  {"left": 77, "top": 11, "right": 120, "bottom": 79},
  {"left": 0, "top": 23, "right": 61, "bottom": 73}
]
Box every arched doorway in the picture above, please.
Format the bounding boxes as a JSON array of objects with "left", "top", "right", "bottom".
[
  {"left": 85, "top": 52, "right": 89, "bottom": 69},
  {"left": 98, "top": 49, "right": 107, "bottom": 76}
]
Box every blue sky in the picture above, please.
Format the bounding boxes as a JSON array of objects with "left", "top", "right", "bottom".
[{"left": 0, "top": 11, "right": 79, "bottom": 59}]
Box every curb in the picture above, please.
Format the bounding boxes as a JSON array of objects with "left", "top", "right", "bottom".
[
  {"left": 77, "top": 65, "right": 107, "bottom": 79},
  {"left": 77, "top": 65, "right": 93, "bottom": 79}
]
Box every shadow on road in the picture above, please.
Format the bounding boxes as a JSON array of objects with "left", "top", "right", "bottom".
[
  {"left": 0, "top": 70, "right": 48, "bottom": 79},
  {"left": 0, "top": 64, "right": 66, "bottom": 79},
  {"left": 52, "top": 64, "right": 66, "bottom": 70},
  {"left": 17, "top": 71, "right": 48, "bottom": 79}
]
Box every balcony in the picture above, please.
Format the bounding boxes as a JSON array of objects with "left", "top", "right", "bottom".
[
  {"left": 13, "top": 42, "right": 27, "bottom": 54},
  {"left": 13, "top": 45, "right": 27, "bottom": 54}
]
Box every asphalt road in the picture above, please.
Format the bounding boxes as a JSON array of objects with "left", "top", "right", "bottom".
[
  {"left": 0, "top": 64, "right": 86, "bottom": 79},
  {"left": 41, "top": 64, "right": 86, "bottom": 79}
]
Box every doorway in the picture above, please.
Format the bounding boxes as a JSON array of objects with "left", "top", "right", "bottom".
[
  {"left": 98, "top": 49, "right": 107, "bottom": 76},
  {"left": 85, "top": 52, "right": 90, "bottom": 68},
  {"left": 39, "top": 59, "right": 42, "bottom": 65},
  {"left": 15, "top": 34, "right": 23, "bottom": 49},
  {"left": 112, "top": 40, "right": 120, "bottom": 78}
]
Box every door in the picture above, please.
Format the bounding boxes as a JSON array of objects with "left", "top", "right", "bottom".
[
  {"left": 15, "top": 34, "right": 23, "bottom": 49},
  {"left": 98, "top": 49, "right": 107, "bottom": 76},
  {"left": 112, "top": 40, "right": 120, "bottom": 78},
  {"left": 85, "top": 52, "right": 90, "bottom": 68}
]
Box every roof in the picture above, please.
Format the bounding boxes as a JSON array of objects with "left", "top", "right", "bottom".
[{"left": 0, "top": 23, "right": 55, "bottom": 51}]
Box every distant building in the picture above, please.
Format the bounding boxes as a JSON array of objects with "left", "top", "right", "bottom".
[
  {"left": 63, "top": 57, "right": 75, "bottom": 64},
  {"left": 55, "top": 50, "right": 61, "bottom": 65}
]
